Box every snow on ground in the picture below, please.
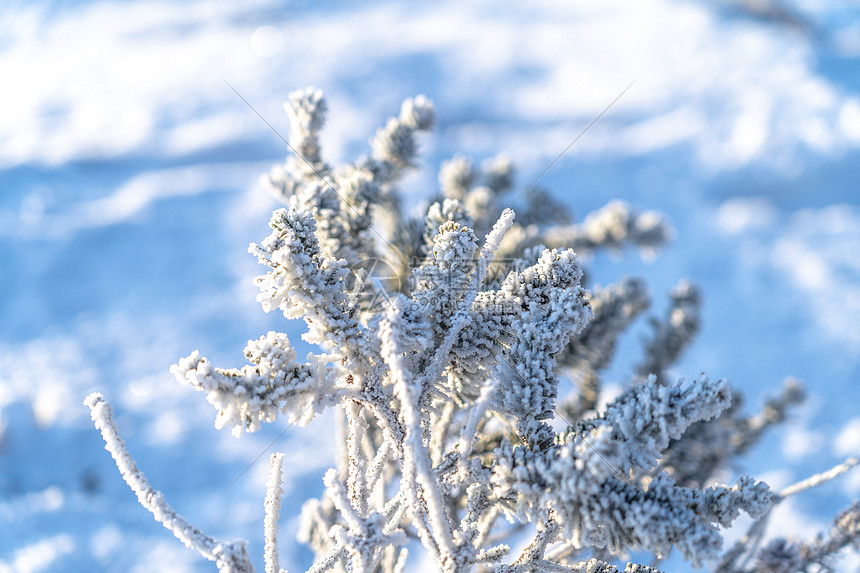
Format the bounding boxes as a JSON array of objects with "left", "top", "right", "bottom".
[{"left": 1, "top": 0, "right": 859, "bottom": 571}]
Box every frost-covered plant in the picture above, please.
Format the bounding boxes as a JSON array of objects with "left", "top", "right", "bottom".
[{"left": 85, "top": 88, "right": 859, "bottom": 573}]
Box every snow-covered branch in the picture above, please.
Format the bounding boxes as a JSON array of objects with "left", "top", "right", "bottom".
[
  {"left": 84, "top": 393, "right": 255, "bottom": 573},
  {"left": 86, "top": 87, "right": 860, "bottom": 573}
]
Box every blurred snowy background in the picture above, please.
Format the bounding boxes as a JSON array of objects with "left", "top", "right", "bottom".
[{"left": 1, "top": 0, "right": 860, "bottom": 571}]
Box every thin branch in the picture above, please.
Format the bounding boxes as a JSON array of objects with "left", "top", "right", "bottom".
[
  {"left": 265, "top": 453, "right": 286, "bottom": 573},
  {"left": 456, "top": 376, "right": 500, "bottom": 468},
  {"left": 778, "top": 457, "right": 859, "bottom": 499},
  {"left": 84, "top": 393, "right": 255, "bottom": 573}
]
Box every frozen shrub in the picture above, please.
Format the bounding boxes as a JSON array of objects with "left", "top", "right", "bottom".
[{"left": 86, "top": 88, "right": 858, "bottom": 572}]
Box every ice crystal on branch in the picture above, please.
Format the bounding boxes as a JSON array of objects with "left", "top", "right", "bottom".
[
  {"left": 86, "top": 87, "right": 860, "bottom": 573},
  {"left": 170, "top": 332, "right": 321, "bottom": 436}
]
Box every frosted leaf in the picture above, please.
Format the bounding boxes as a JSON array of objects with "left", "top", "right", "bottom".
[
  {"left": 170, "top": 334, "right": 321, "bottom": 436},
  {"left": 754, "top": 538, "right": 801, "bottom": 573},
  {"left": 660, "top": 377, "right": 805, "bottom": 487},
  {"left": 495, "top": 248, "right": 592, "bottom": 419},
  {"left": 285, "top": 86, "right": 327, "bottom": 167},
  {"left": 590, "top": 374, "right": 732, "bottom": 472},
  {"left": 462, "top": 186, "right": 499, "bottom": 235},
  {"left": 542, "top": 200, "right": 674, "bottom": 258},
  {"left": 264, "top": 87, "right": 330, "bottom": 204},
  {"left": 563, "top": 277, "right": 650, "bottom": 374},
  {"left": 637, "top": 279, "right": 701, "bottom": 380},
  {"left": 400, "top": 94, "right": 435, "bottom": 130},
  {"left": 493, "top": 429, "right": 771, "bottom": 564},
  {"left": 481, "top": 154, "right": 514, "bottom": 194},
  {"left": 367, "top": 95, "right": 435, "bottom": 182},
  {"left": 424, "top": 199, "right": 475, "bottom": 254},
  {"left": 439, "top": 155, "right": 475, "bottom": 200},
  {"left": 411, "top": 220, "right": 478, "bottom": 342},
  {"left": 518, "top": 188, "right": 573, "bottom": 228},
  {"left": 249, "top": 208, "right": 370, "bottom": 354}
]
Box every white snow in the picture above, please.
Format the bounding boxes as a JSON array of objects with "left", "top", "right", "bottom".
[
  {"left": 835, "top": 417, "right": 860, "bottom": 457},
  {"left": 2, "top": 535, "right": 75, "bottom": 573}
]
